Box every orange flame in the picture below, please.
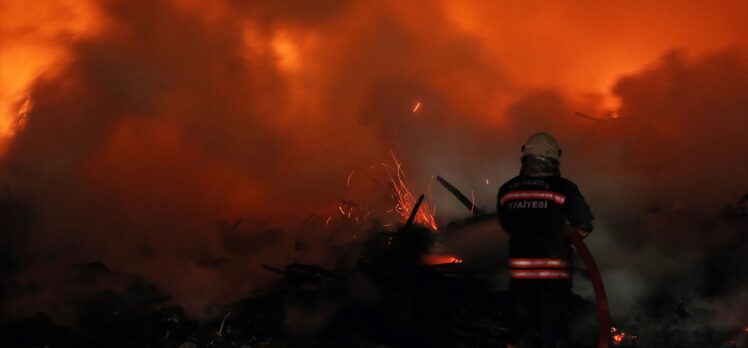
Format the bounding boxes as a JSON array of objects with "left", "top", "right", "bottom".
[
  {"left": 0, "top": 0, "right": 103, "bottom": 156},
  {"left": 384, "top": 151, "right": 438, "bottom": 230},
  {"left": 611, "top": 326, "right": 624, "bottom": 345},
  {"left": 422, "top": 254, "right": 463, "bottom": 265},
  {"left": 610, "top": 326, "right": 637, "bottom": 346}
]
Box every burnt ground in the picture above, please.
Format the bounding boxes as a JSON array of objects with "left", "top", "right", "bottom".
[{"left": 1, "top": 195, "right": 747, "bottom": 347}]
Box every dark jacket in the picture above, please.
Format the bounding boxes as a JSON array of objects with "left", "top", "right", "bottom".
[{"left": 497, "top": 156, "right": 594, "bottom": 260}]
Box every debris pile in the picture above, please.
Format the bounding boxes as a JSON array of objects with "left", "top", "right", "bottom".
[{"left": 1, "top": 184, "right": 746, "bottom": 347}]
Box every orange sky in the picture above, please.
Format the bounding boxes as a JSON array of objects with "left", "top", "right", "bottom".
[{"left": 3, "top": 0, "right": 747, "bottom": 152}]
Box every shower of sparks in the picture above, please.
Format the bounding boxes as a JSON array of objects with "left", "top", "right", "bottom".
[{"left": 384, "top": 151, "right": 438, "bottom": 230}]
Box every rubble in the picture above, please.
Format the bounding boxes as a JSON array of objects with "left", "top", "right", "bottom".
[{"left": 1, "top": 194, "right": 746, "bottom": 347}]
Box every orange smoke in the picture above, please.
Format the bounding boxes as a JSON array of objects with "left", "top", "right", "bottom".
[
  {"left": 0, "top": 0, "right": 104, "bottom": 154},
  {"left": 3, "top": 1, "right": 747, "bottom": 155},
  {"left": 442, "top": 0, "right": 748, "bottom": 119}
]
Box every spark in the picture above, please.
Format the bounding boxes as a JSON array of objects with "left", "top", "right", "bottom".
[
  {"left": 485, "top": 178, "right": 490, "bottom": 185},
  {"left": 346, "top": 171, "right": 355, "bottom": 188},
  {"left": 216, "top": 312, "right": 231, "bottom": 337},
  {"left": 324, "top": 216, "right": 332, "bottom": 228},
  {"left": 383, "top": 151, "right": 438, "bottom": 230},
  {"left": 412, "top": 101, "right": 422, "bottom": 113},
  {"left": 470, "top": 190, "right": 475, "bottom": 215},
  {"left": 338, "top": 205, "right": 354, "bottom": 218}
]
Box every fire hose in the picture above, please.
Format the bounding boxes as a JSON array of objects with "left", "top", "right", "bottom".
[
  {"left": 565, "top": 225, "right": 611, "bottom": 348},
  {"left": 436, "top": 176, "right": 611, "bottom": 348}
]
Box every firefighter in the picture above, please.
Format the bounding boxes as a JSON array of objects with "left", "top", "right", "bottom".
[{"left": 497, "top": 132, "right": 594, "bottom": 348}]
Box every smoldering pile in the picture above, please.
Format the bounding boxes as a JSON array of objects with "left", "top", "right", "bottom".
[
  {"left": 1, "top": 191, "right": 747, "bottom": 348},
  {"left": 0, "top": 198, "right": 574, "bottom": 348}
]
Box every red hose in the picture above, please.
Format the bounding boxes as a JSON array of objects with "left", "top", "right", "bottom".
[{"left": 565, "top": 226, "right": 611, "bottom": 348}]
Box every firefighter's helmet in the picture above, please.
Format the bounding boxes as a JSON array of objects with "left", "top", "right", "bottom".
[{"left": 521, "top": 132, "right": 561, "bottom": 160}]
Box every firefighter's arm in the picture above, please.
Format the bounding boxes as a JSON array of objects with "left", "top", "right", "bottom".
[
  {"left": 562, "top": 180, "right": 594, "bottom": 238},
  {"left": 496, "top": 185, "right": 511, "bottom": 235}
]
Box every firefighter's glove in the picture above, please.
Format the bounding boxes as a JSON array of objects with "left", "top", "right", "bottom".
[{"left": 577, "top": 229, "right": 590, "bottom": 239}]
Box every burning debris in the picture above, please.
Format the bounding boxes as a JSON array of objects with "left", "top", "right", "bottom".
[
  {"left": 3, "top": 156, "right": 746, "bottom": 347},
  {"left": 611, "top": 326, "right": 638, "bottom": 346}
]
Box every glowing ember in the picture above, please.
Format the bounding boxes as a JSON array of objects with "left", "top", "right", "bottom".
[
  {"left": 611, "top": 326, "right": 624, "bottom": 345},
  {"left": 412, "top": 101, "right": 422, "bottom": 113},
  {"left": 422, "top": 254, "right": 463, "bottom": 265},
  {"left": 610, "top": 326, "right": 637, "bottom": 346},
  {"left": 384, "top": 151, "right": 438, "bottom": 230}
]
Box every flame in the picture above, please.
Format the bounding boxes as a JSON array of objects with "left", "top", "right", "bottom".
[
  {"left": 0, "top": 0, "right": 103, "bottom": 155},
  {"left": 384, "top": 151, "right": 438, "bottom": 230},
  {"left": 610, "top": 326, "right": 637, "bottom": 346},
  {"left": 611, "top": 326, "right": 624, "bottom": 345},
  {"left": 422, "top": 254, "right": 463, "bottom": 265}
]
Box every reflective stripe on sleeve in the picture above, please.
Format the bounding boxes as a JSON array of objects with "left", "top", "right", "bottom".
[
  {"left": 510, "top": 269, "right": 571, "bottom": 279},
  {"left": 500, "top": 191, "right": 566, "bottom": 205},
  {"left": 509, "top": 258, "right": 568, "bottom": 268}
]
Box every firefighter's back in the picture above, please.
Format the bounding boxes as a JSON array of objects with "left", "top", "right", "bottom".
[{"left": 497, "top": 132, "right": 594, "bottom": 348}]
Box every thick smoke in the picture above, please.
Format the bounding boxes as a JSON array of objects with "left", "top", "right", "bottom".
[{"left": 1, "top": 1, "right": 747, "bottom": 336}]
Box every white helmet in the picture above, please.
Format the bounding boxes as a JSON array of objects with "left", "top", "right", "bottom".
[{"left": 521, "top": 132, "right": 561, "bottom": 160}]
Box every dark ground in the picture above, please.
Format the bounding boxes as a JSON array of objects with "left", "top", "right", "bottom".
[{"left": 1, "top": 196, "right": 747, "bottom": 347}]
